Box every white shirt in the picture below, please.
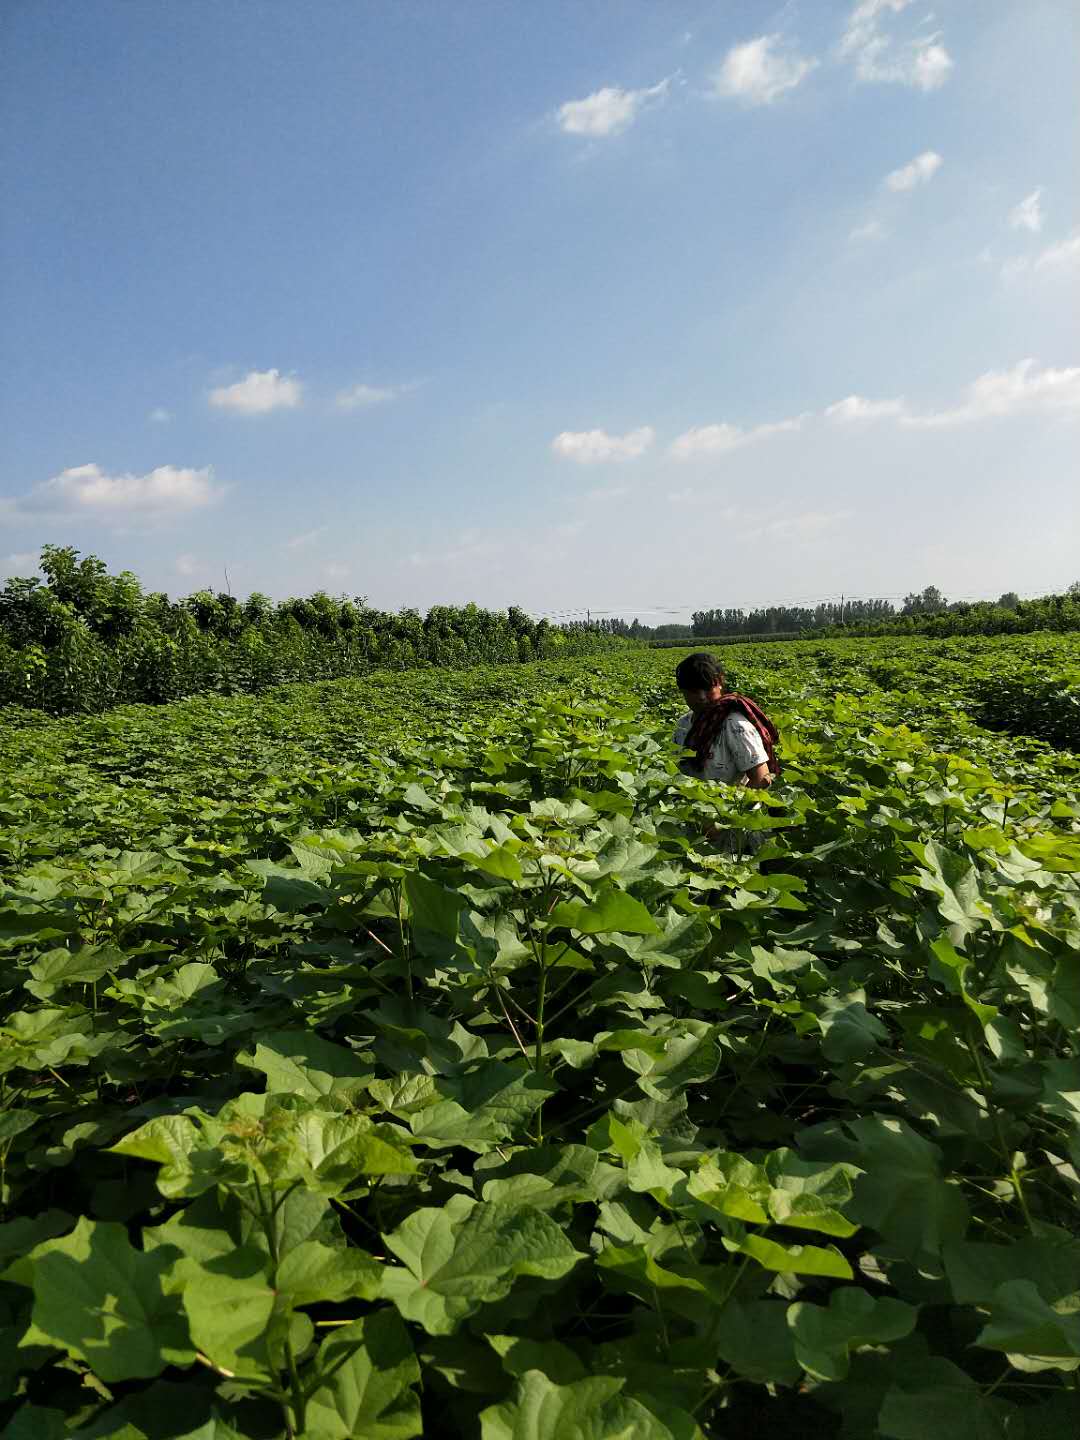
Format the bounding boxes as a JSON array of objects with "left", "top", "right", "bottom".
[{"left": 673, "top": 710, "right": 769, "bottom": 784}]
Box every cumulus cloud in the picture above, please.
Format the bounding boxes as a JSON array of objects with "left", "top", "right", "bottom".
[
  {"left": 885, "top": 150, "right": 942, "bottom": 192},
  {"left": 904, "top": 359, "right": 1080, "bottom": 428},
  {"left": 557, "top": 78, "right": 671, "bottom": 138},
  {"left": 335, "top": 382, "right": 415, "bottom": 409},
  {"left": 839, "top": 0, "right": 953, "bottom": 90},
  {"left": 669, "top": 415, "right": 804, "bottom": 459},
  {"left": 1009, "top": 189, "right": 1044, "bottom": 234},
  {"left": 711, "top": 34, "right": 817, "bottom": 105},
  {"left": 551, "top": 426, "right": 655, "bottom": 463},
  {"left": 825, "top": 395, "right": 908, "bottom": 422},
  {"left": 209, "top": 369, "right": 302, "bottom": 415},
  {"left": 9, "top": 463, "right": 221, "bottom": 517}
]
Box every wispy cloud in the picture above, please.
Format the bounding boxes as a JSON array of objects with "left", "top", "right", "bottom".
[
  {"left": 849, "top": 219, "right": 888, "bottom": 243},
  {"left": 711, "top": 34, "right": 817, "bottom": 106},
  {"left": 148, "top": 407, "right": 173, "bottom": 424},
  {"left": 551, "top": 426, "right": 655, "bottom": 463},
  {"left": 175, "top": 553, "right": 199, "bottom": 577},
  {"left": 285, "top": 527, "right": 328, "bottom": 550},
  {"left": 7, "top": 463, "right": 221, "bottom": 517},
  {"left": 209, "top": 369, "right": 302, "bottom": 415},
  {"left": 335, "top": 381, "right": 416, "bottom": 409},
  {"left": 884, "top": 150, "right": 942, "bottom": 192},
  {"left": 838, "top": 0, "right": 953, "bottom": 91},
  {"left": 904, "top": 359, "right": 1080, "bottom": 428},
  {"left": 826, "top": 360, "right": 1080, "bottom": 429},
  {"left": 1009, "top": 189, "right": 1044, "bottom": 234},
  {"left": 669, "top": 415, "right": 805, "bottom": 459},
  {"left": 825, "top": 395, "right": 907, "bottom": 422},
  {"left": 556, "top": 78, "right": 672, "bottom": 138},
  {"left": 1001, "top": 231, "right": 1080, "bottom": 279},
  {"left": 739, "top": 509, "right": 854, "bottom": 543}
]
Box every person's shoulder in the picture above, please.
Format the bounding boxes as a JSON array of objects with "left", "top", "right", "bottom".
[
  {"left": 724, "top": 711, "right": 759, "bottom": 736},
  {"left": 673, "top": 711, "right": 693, "bottom": 739}
]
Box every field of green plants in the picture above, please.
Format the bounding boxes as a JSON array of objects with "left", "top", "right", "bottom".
[{"left": 1, "top": 634, "right": 1078, "bottom": 1439}]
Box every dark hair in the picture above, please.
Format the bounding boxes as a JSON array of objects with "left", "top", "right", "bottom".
[{"left": 675, "top": 652, "right": 725, "bottom": 691}]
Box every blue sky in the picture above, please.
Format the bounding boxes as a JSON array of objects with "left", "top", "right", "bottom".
[{"left": 1, "top": 0, "right": 1076, "bottom": 622}]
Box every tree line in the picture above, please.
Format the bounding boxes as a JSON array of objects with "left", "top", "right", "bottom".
[
  {"left": 588, "top": 584, "right": 1080, "bottom": 641},
  {"left": 0, "top": 547, "right": 629, "bottom": 714}
]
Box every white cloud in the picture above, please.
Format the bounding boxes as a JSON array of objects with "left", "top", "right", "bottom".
[
  {"left": 335, "top": 381, "right": 414, "bottom": 409},
  {"left": 669, "top": 415, "right": 804, "bottom": 459},
  {"left": 11, "top": 463, "right": 221, "bottom": 516},
  {"left": 209, "top": 369, "right": 302, "bottom": 415},
  {"left": 904, "top": 359, "right": 1080, "bottom": 428},
  {"left": 175, "top": 553, "right": 199, "bottom": 576},
  {"left": 148, "top": 407, "right": 172, "bottom": 424},
  {"left": 849, "top": 219, "right": 888, "bottom": 242},
  {"left": 825, "top": 394, "right": 908, "bottom": 422},
  {"left": 1035, "top": 232, "right": 1080, "bottom": 270},
  {"left": 711, "top": 34, "right": 817, "bottom": 106},
  {"left": 1005, "top": 231, "right": 1080, "bottom": 278},
  {"left": 825, "top": 361, "right": 1080, "bottom": 430},
  {"left": 551, "top": 426, "right": 655, "bottom": 463},
  {"left": 557, "top": 78, "right": 671, "bottom": 138},
  {"left": 884, "top": 150, "right": 942, "bottom": 192},
  {"left": 1009, "top": 189, "right": 1044, "bottom": 234},
  {"left": 286, "top": 526, "right": 327, "bottom": 550},
  {"left": 839, "top": 1, "right": 953, "bottom": 91}
]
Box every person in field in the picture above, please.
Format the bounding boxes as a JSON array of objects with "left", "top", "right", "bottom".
[{"left": 673, "top": 652, "right": 780, "bottom": 789}]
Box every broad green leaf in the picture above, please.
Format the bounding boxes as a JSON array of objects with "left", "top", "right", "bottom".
[
  {"left": 480, "top": 1369, "right": 678, "bottom": 1440},
  {"left": 10, "top": 1217, "right": 194, "bottom": 1381},
  {"left": 303, "top": 1309, "right": 422, "bottom": 1440},
  {"left": 800, "top": 1116, "right": 969, "bottom": 1272},
  {"left": 734, "top": 1232, "right": 853, "bottom": 1279},
  {"left": 404, "top": 871, "right": 466, "bottom": 941},
  {"left": 381, "top": 1198, "right": 584, "bottom": 1334},
  {"left": 24, "top": 946, "right": 116, "bottom": 999},
  {"left": 548, "top": 886, "right": 660, "bottom": 936},
  {"left": 788, "top": 1288, "right": 917, "bottom": 1380},
  {"left": 238, "top": 1028, "right": 374, "bottom": 1099},
  {"left": 276, "top": 1239, "right": 382, "bottom": 1306},
  {"left": 878, "top": 1355, "right": 1017, "bottom": 1439},
  {"left": 712, "top": 1301, "right": 801, "bottom": 1386},
  {"left": 172, "top": 1248, "right": 275, "bottom": 1380},
  {"left": 762, "top": 1150, "right": 859, "bottom": 1237},
  {"left": 976, "top": 1279, "right": 1080, "bottom": 1361}
]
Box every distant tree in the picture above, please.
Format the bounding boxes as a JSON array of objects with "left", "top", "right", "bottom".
[
  {"left": 997, "top": 591, "right": 1020, "bottom": 611},
  {"left": 901, "top": 585, "right": 947, "bottom": 616}
]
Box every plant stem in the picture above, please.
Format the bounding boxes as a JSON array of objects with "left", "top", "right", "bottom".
[{"left": 966, "top": 1023, "right": 1036, "bottom": 1233}]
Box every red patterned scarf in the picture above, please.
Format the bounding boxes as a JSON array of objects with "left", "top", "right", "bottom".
[{"left": 684, "top": 694, "right": 781, "bottom": 777}]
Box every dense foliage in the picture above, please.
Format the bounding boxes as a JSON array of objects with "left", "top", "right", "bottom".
[
  {"left": 817, "top": 591, "right": 1080, "bottom": 641},
  {"left": 0, "top": 548, "right": 628, "bottom": 714},
  {"left": 0, "top": 634, "right": 1079, "bottom": 1438}
]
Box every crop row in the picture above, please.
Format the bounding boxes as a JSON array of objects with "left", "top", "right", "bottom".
[{"left": 0, "top": 639, "right": 1078, "bottom": 1437}]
